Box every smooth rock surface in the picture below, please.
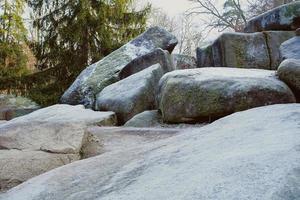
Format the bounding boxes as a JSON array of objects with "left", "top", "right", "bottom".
[
  {"left": 197, "top": 32, "right": 270, "bottom": 69},
  {"left": 82, "top": 126, "right": 180, "bottom": 158},
  {"left": 1, "top": 104, "right": 300, "bottom": 200},
  {"left": 0, "top": 104, "right": 117, "bottom": 153},
  {"left": 158, "top": 68, "right": 296, "bottom": 123},
  {"left": 280, "top": 34, "right": 300, "bottom": 60},
  {"left": 61, "top": 27, "right": 178, "bottom": 108},
  {"left": 173, "top": 54, "right": 197, "bottom": 69},
  {"left": 0, "top": 150, "right": 79, "bottom": 192},
  {"left": 278, "top": 59, "right": 300, "bottom": 100},
  {"left": 244, "top": 2, "right": 300, "bottom": 32},
  {"left": 96, "top": 64, "right": 164, "bottom": 124},
  {"left": 263, "top": 31, "right": 295, "bottom": 69}
]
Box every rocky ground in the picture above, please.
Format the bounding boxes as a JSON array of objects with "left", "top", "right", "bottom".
[{"left": 0, "top": 2, "right": 300, "bottom": 200}]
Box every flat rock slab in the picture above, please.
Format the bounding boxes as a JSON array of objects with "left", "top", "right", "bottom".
[
  {"left": 61, "top": 27, "right": 177, "bottom": 108},
  {"left": 158, "top": 68, "right": 296, "bottom": 123},
  {"left": 82, "top": 126, "right": 181, "bottom": 158},
  {"left": 1, "top": 104, "right": 299, "bottom": 200},
  {"left": 96, "top": 64, "right": 165, "bottom": 124},
  {"left": 0, "top": 104, "right": 117, "bottom": 153},
  {"left": 0, "top": 150, "right": 79, "bottom": 193},
  {"left": 244, "top": 2, "right": 300, "bottom": 32}
]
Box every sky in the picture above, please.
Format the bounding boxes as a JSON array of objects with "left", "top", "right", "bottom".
[{"left": 143, "top": 0, "right": 194, "bottom": 16}]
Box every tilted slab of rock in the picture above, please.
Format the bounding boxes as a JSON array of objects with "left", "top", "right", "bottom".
[
  {"left": 278, "top": 59, "right": 300, "bottom": 101},
  {"left": 244, "top": 2, "right": 300, "bottom": 32},
  {"left": 280, "top": 32, "right": 300, "bottom": 60},
  {"left": 0, "top": 150, "right": 79, "bottom": 192},
  {"left": 118, "top": 48, "right": 174, "bottom": 79},
  {"left": 82, "top": 126, "right": 180, "bottom": 158},
  {"left": 264, "top": 31, "right": 295, "bottom": 69},
  {"left": 158, "top": 68, "right": 296, "bottom": 123},
  {"left": 1, "top": 104, "right": 300, "bottom": 200},
  {"left": 96, "top": 64, "right": 165, "bottom": 124},
  {"left": 172, "top": 54, "right": 197, "bottom": 70},
  {"left": 197, "top": 32, "right": 270, "bottom": 69},
  {"left": 61, "top": 27, "right": 178, "bottom": 108},
  {"left": 0, "top": 104, "right": 117, "bottom": 153}
]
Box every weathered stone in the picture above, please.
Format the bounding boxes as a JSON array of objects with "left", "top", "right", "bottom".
[
  {"left": 277, "top": 59, "right": 300, "bottom": 100},
  {"left": 61, "top": 27, "right": 178, "bottom": 108},
  {"left": 196, "top": 44, "right": 214, "bottom": 67},
  {"left": 244, "top": 2, "right": 300, "bottom": 32},
  {"left": 0, "top": 150, "right": 79, "bottom": 192},
  {"left": 172, "top": 54, "right": 196, "bottom": 69},
  {"left": 2, "top": 104, "right": 300, "bottom": 200},
  {"left": 0, "top": 95, "right": 39, "bottom": 120},
  {"left": 96, "top": 64, "right": 165, "bottom": 124},
  {"left": 124, "top": 110, "right": 207, "bottom": 128},
  {"left": 0, "top": 120, "right": 6, "bottom": 125},
  {"left": 158, "top": 68, "right": 296, "bottom": 123},
  {"left": 280, "top": 34, "right": 300, "bottom": 60},
  {"left": 263, "top": 31, "right": 295, "bottom": 69},
  {"left": 0, "top": 104, "right": 117, "bottom": 153},
  {"left": 197, "top": 32, "right": 270, "bottom": 69}
]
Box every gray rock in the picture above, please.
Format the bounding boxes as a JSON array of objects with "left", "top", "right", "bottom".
[
  {"left": 124, "top": 110, "right": 207, "bottom": 128},
  {"left": 61, "top": 27, "right": 178, "bottom": 108},
  {"left": 0, "top": 104, "right": 117, "bottom": 153},
  {"left": 0, "top": 95, "right": 39, "bottom": 120},
  {"left": 277, "top": 59, "right": 300, "bottom": 100},
  {"left": 263, "top": 31, "right": 295, "bottom": 69},
  {"left": 197, "top": 32, "right": 270, "bottom": 69},
  {"left": 81, "top": 126, "right": 180, "bottom": 158},
  {"left": 0, "top": 104, "right": 116, "bottom": 191},
  {"left": 1, "top": 104, "right": 300, "bottom": 200},
  {"left": 0, "top": 150, "right": 79, "bottom": 193},
  {"left": 95, "top": 64, "right": 165, "bottom": 124},
  {"left": 158, "top": 68, "right": 296, "bottom": 123},
  {"left": 280, "top": 34, "right": 300, "bottom": 60},
  {"left": 0, "top": 120, "right": 6, "bottom": 125},
  {"left": 172, "top": 54, "right": 197, "bottom": 69},
  {"left": 119, "top": 48, "right": 174, "bottom": 79},
  {"left": 244, "top": 2, "right": 300, "bottom": 32}
]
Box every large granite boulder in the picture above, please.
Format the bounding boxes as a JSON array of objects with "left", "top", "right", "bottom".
[
  {"left": 0, "top": 95, "right": 39, "bottom": 120},
  {"left": 0, "top": 104, "right": 116, "bottom": 191},
  {"left": 158, "top": 68, "right": 296, "bottom": 123},
  {"left": 264, "top": 31, "right": 295, "bottom": 69},
  {"left": 197, "top": 32, "right": 270, "bottom": 69},
  {"left": 96, "top": 64, "right": 165, "bottom": 124},
  {"left": 172, "top": 54, "right": 197, "bottom": 69},
  {"left": 244, "top": 2, "right": 300, "bottom": 32},
  {"left": 280, "top": 29, "right": 300, "bottom": 60},
  {"left": 2, "top": 104, "right": 300, "bottom": 200},
  {"left": 278, "top": 59, "right": 300, "bottom": 100},
  {"left": 61, "top": 27, "right": 178, "bottom": 108}
]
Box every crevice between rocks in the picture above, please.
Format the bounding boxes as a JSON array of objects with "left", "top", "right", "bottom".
[{"left": 262, "top": 31, "right": 273, "bottom": 70}]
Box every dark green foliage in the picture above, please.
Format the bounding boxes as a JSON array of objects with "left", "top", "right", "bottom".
[
  {"left": 0, "top": 0, "right": 29, "bottom": 78},
  {"left": 1, "top": 0, "right": 150, "bottom": 106}
]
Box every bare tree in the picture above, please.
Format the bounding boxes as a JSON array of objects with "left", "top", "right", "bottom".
[
  {"left": 188, "top": 0, "right": 247, "bottom": 32},
  {"left": 148, "top": 8, "right": 178, "bottom": 33}
]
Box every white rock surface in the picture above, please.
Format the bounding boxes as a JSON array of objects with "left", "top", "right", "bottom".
[
  {"left": 0, "top": 104, "right": 117, "bottom": 153},
  {"left": 1, "top": 104, "right": 300, "bottom": 200},
  {"left": 0, "top": 150, "right": 79, "bottom": 192}
]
